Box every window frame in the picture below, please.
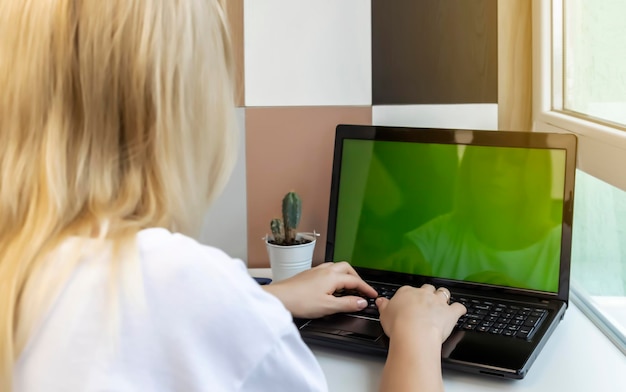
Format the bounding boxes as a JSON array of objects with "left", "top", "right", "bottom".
[
  {"left": 533, "top": 0, "right": 626, "bottom": 192},
  {"left": 532, "top": 0, "right": 626, "bottom": 354}
]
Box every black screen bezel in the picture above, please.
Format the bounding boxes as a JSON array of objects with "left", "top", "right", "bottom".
[{"left": 325, "top": 124, "right": 577, "bottom": 304}]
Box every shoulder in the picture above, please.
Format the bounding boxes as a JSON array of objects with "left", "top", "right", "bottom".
[
  {"left": 132, "top": 228, "right": 326, "bottom": 390},
  {"left": 133, "top": 228, "right": 291, "bottom": 349},
  {"left": 136, "top": 227, "right": 248, "bottom": 285},
  {"left": 134, "top": 228, "right": 288, "bottom": 329}
]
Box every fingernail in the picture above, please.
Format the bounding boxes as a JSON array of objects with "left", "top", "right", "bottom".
[{"left": 357, "top": 299, "right": 367, "bottom": 308}]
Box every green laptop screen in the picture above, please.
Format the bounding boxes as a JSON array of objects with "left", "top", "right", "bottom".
[{"left": 333, "top": 139, "right": 567, "bottom": 293}]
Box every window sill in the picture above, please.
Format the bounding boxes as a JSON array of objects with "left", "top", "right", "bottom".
[{"left": 571, "top": 283, "right": 626, "bottom": 355}]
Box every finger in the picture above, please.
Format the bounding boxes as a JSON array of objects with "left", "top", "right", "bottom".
[
  {"left": 375, "top": 296, "right": 389, "bottom": 313},
  {"left": 420, "top": 283, "right": 436, "bottom": 292},
  {"left": 327, "top": 295, "right": 368, "bottom": 314},
  {"left": 337, "top": 274, "right": 378, "bottom": 297},
  {"left": 450, "top": 302, "right": 468, "bottom": 318},
  {"left": 435, "top": 287, "right": 451, "bottom": 303}
]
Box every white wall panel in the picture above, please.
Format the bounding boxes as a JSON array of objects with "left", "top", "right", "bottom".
[
  {"left": 244, "top": 0, "right": 371, "bottom": 106},
  {"left": 372, "top": 104, "right": 499, "bottom": 130},
  {"left": 200, "top": 108, "right": 248, "bottom": 263}
]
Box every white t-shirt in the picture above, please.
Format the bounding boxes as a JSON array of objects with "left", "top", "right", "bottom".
[{"left": 14, "top": 228, "right": 327, "bottom": 392}]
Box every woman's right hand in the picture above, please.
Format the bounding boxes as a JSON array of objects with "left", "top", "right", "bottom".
[
  {"left": 376, "top": 284, "right": 466, "bottom": 343},
  {"left": 377, "top": 284, "right": 467, "bottom": 392}
]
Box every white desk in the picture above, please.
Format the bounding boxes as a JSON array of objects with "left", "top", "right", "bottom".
[{"left": 248, "top": 269, "right": 626, "bottom": 391}]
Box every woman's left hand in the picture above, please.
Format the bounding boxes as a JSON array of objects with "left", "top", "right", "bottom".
[{"left": 263, "top": 261, "right": 378, "bottom": 319}]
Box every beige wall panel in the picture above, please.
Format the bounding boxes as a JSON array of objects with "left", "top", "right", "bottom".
[
  {"left": 498, "top": 0, "right": 533, "bottom": 131},
  {"left": 223, "top": 0, "right": 244, "bottom": 106},
  {"left": 246, "top": 107, "right": 372, "bottom": 268}
]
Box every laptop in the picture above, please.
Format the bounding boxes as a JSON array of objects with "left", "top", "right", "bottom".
[{"left": 296, "top": 124, "right": 577, "bottom": 379}]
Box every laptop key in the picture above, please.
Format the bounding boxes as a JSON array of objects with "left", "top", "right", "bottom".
[
  {"left": 515, "top": 327, "right": 533, "bottom": 339},
  {"left": 524, "top": 317, "right": 540, "bottom": 327}
]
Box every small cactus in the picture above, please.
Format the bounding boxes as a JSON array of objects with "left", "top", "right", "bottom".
[
  {"left": 270, "top": 218, "right": 285, "bottom": 244},
  {"left": 269, "top": 191, "right": 303, "bottom": 245},
  {"left": 282, "top": 191, "right": 301, "bottom": 244}
]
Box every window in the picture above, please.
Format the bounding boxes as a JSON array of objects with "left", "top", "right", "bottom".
[
  {"left": 533, "top": 0, "right": 626, "bottom": 353},
  {"left": 561, "top": 0, "right": 626, "bottom": 129}
]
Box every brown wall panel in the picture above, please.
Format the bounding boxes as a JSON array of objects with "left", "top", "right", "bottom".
[
  {"left": 223, "top": 0, "right": 244, "bottom": 107},
  {"left": 245, "top": 107, "right": 372, "bottom": 268},
  {"left": 372, "top": 0, "right": 498, "bottom": 105}
]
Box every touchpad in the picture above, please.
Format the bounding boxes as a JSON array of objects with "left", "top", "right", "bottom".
[{"left": 305, "top": 314, "right": 384, "bottom": 341}]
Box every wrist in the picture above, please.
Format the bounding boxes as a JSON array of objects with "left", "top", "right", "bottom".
[
  {"left": 262, "top": 283, "right": 297, "bottom": 315},
  {"left": 392, "top": 323, "right": 443, "bottom": 344},
  {"left": 384, "top": 326, "right": 444, "bottom": 392}
]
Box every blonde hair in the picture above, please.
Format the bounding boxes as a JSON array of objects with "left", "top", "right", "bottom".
[{"left": 0, "top": 0, "right": 236, "bottom": 387}]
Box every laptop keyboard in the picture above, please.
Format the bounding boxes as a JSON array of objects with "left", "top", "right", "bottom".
[
  {"left": 451, "top": 295, "right": 547, "bottom": 340},
  {"left": 338, "top": 282, "right": 548, "bottom": 341}
]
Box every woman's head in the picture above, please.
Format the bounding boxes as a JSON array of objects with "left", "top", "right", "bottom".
[
  {"left": 0, "top": 0, "right": 236, "bottom": 239},
  {"left": 0, "top": 0, "right": 236, "bottom": 386}
]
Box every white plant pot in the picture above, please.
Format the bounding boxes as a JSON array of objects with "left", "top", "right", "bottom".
[{"left": 265, "top": 232, "right": 317, "bottom": 282}]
